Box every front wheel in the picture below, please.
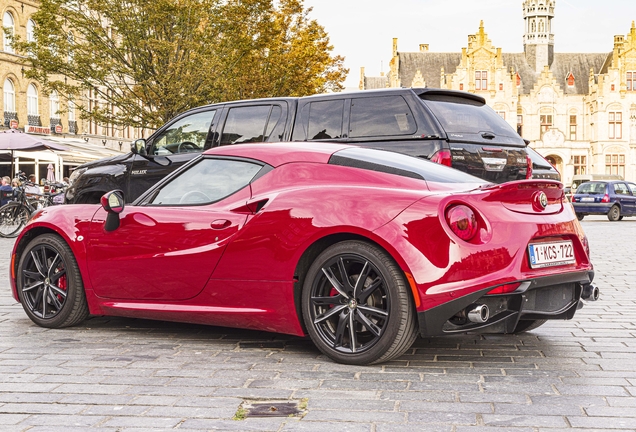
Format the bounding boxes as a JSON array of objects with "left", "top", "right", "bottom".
[
  {"left": 608, "top": 205, "right": 621, "bottom": 222},
  {"left": 0, "top": 203, "right": 30, "bottom": 238},
  {"left": 302, "top": 241, "right": 418, "bottom": 365},
  {"left": 17, "top": 234, "right": 89, "bottom": 328}
]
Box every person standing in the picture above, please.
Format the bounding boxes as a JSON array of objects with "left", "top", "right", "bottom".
[{"left": 1, "top": 176, "right": 14, "bottom": 206}]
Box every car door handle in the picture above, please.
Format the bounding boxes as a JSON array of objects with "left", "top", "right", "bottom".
[
  {"left": 482, "top": 132, "right": 496, "bottom": 139},
  {"left": 210, "top": 219, "right": 231, "bottom": 229}
]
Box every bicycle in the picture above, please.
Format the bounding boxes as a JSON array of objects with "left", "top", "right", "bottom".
[{"left": 0, "top": 172, "right": 65, "bottom": 238}]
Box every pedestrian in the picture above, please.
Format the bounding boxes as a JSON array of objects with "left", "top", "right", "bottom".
[
  {"left": 24, "top": 174, "right": 41, "bottom": 196},
  {"left": 1, "top": 176, "right": 14, "bottom": 206}
]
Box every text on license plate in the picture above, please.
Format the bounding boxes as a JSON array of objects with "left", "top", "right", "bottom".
[
  {"left": 528, "top": 241, "right": 576, "bottom": 268},
  {"left": 580, "top": 197, "right": 595, "bottom": 202}
]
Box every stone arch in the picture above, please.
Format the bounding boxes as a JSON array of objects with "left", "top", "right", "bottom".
[{"left": 545, "top": 153, "right": 564, "bottom": 175}]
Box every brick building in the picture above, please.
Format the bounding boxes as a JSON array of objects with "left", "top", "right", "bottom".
[{"left": 361, "top": 0, "right": 636, "bottom": 185}]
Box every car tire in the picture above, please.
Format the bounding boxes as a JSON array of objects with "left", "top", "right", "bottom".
[
  {"left": 302, "top": 240, "right": 418, "bottom": 365},
  {"left": 607, "top": 205, "right": 621, "bottom": 222},
  {"left": 512, "top": 319, "right": 547, "bottom": 333},
  {"left": 576, "top": 213, "right": 584, "bottom": 221},
  {"left": 17, "top": 234, "right": 89, "bottom": 328}
]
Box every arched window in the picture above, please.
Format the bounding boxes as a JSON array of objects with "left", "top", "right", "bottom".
[
  {"left": 27, "top": 84, "right": 39, "bottom": 116},
  {"left": 50, "top": 91, "right": 60, "bottom": 119},
  {"left": 27, "top": 19, "right": 36, "bottom": 43},
  {"left": 3, "top": 78, "right": 15, "bottom": 113},
  {"left": 3, "top": 12, "right": 15, "bottom": 53}
]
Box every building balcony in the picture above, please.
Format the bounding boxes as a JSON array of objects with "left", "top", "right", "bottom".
[
  {"left": 69, "top": 120, "right": 78, "bottom": 134},
  {"left": 27, "top": 115, "right": 42, "bottom": 126},
  {"left": 3, "top": 111, "right": 18, "bottom": 128}
]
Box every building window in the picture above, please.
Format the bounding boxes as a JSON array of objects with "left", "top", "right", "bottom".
[
  {"left": 27, "top": 84, "right": 38, "bottom": 115},
  {"left": 27, "top": 19, "right": 36, "bottom": 43},
  {"left": 516, "top": 73, "right": 521, "bottom": 87},
  {"left": 50, "top": 91, "right": 60, "bottom": 119},
  {"left": 496, "top": 111, "right": 505, "bottom": 120},
  {"left": 612, "top": 84, "right": 616, "bottom": 91},
  {"left": 569, "top": 115, "right": 577, "bottom": 141},
  {"left": 459, "top": 83, "right": 463, "bottom": 91},
  {"left": 609, "top": 111, "right": 622, "bottom": 139},
  {"left": 68, "top": 99, "right": 76, "bottom": 121},
  {"left": 3, "top": 79, "right": 15, "bottom": 113},
  {"left": 475, "top": 71, "right": 487, "bottom": 91},
  {"left": 540, "top": 114, "right": 553, "bottom": 135},
  {"left": 3, "top": 12, "right": 14, "bottom": 53},
  {"left": 567, "top": 73, "right": 575, "bottom": 87},
  {"left": 67, "top": 32, "right": 74, "bottom": 62},
  {"left": 605, "top": 154, "right": 625, "bottom": 177},
  {"left": 628, "top": 72, "right": 635, "bottom": 91},
  {"left": 499, "top": 83, "right": 503, "bottom": 91},
  {"left": 573, "top": 155, "right": 586, "bottom": 175}
]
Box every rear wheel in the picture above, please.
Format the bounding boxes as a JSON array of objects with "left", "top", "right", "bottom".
[
  {"left": 608, "top": 205, "right": 621, "bottom": 222},
  {"left": 0, "top": 203, "right": 30, "bottom": 238},
  {"left": 17, "top": 234, "right": 89, "bottom": 328},
  {"left": 302, "top": 241, "right": 418, "bottom": 365},
  {"left": 512, "top": 319, "right": 547, "bottom": 333},
  {"left": 576, "top": 213, "right": 584, "bottom": 221}
]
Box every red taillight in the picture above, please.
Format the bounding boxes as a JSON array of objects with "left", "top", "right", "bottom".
[
  {"left": 582, "top": 235, "right": 590, "bottom": 258},
  {"left": 525, "top": 154, "right": 533, "bottom": 179},
  {"left": 445, "top": 205, "right": 477, "bottom": 241},
  {"left": 431, "top": 149, "right": 452, "bottom": 167},
  {"left": 601, "top": 194, "right": 610, "bottom": 203},
  {"left": 487, "top": 283, "right": 521, "bottom": 295}
]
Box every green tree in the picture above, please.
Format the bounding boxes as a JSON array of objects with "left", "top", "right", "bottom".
[{"left": 14, "top": 0, "right": 347, "bottom": 130}]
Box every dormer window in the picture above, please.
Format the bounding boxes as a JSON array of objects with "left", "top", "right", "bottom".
[
  {"left": 567, "top": 72, "right": 575, "bottom": 87},
  {"left": 516, "top": 73, "right": 521, "bottom": 87}
]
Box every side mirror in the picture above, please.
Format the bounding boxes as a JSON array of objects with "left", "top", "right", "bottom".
[
  {"left": 131, "top": 139, "right": 147, "bottom": 156},
  {"left": 101, "top": 190, "right": 125, "bottom": 232}
]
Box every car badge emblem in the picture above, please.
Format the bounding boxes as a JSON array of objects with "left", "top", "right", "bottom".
[{"left": 537, "top": 191, "right": 548, "bottom": 209}]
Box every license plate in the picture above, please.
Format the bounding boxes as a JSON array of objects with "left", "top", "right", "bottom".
[
  {"left": 528, "top": 241, "right": 576, "bottom": 268},
  {"left": 580, "top": 197, "right": 594, "bottom": 202}
]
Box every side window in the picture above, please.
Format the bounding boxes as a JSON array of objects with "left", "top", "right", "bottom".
[
  {"left": 149, "top": 158, "right": 263, "bottom": 205},
  {"left": 153, "top": 111, "right": 215, "bottom": 155},
  {"left": 349, "top": 96, "right": 416, "bottom": 138},
  {"left": 628, "top": 183, "right": 636, "bottom": 195},
  {"left": 308, "top": 100, "right": 344, "bottom": 140},
  {"left": 220, "top": 105, "right": 280, "bottom": 145},
  {"left": 614, "top": 183, "right": 629, "bottom": 195}
]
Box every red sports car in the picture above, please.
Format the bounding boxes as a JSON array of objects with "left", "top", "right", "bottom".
[{"left": 9, "top": 143, "right": 598, "bottom": 365}]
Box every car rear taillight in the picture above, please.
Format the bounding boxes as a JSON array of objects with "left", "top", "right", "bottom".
[
  {"left": 582, "top": 235, "right": 590, "bottom": 258},
  {"left": 526, "top": 154, "right": 533, "bottom": 179},
  {"left": 445, "top": 205, "right": 477, "bottom": 241},
  {"left": 601, "top": 194, "right": 610, "bottom": 203},
  {"left": 487, "top": 283, "right": 521, "bottom": 295},
  {"left": 431, "top": 149, "right": 452, "bottom": 167}
]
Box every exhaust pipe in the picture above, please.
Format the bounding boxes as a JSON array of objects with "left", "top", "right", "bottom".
[
  {"left": 467, "top": 304, "right": 490, "bottom": 323},
  {"left": 581, "top": 284, "right": 600, "bottom": 301}
]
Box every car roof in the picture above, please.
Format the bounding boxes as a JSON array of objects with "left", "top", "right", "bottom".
[{"left": 203, "top": 142, "right": 353, "bottom": 167}]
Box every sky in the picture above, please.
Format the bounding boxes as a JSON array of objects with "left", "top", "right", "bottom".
[{"left": 302, "top": 0, "right": 636, "bottom": 89}]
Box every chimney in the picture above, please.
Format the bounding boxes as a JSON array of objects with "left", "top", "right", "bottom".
[{"left": 419, "top": 44, "right": 429, "bottom": 52}]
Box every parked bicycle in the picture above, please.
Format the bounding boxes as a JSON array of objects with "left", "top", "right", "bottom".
[{"left": 0, "top": 172, "right": 65, "bottom": 238}]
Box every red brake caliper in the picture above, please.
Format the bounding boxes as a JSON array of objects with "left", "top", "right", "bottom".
[{"left": 57, "top": 267, "right": 67, "bottom": 301}]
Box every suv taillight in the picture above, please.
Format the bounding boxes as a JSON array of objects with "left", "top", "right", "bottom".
[
  {"left": 601, "top": 194, "right": 610, "bottom": 203},
  {"left": 431, "top": 149, "right": 452, "bottom": 167},
  {"left": 526, "top": 155, "right": 533, "bottom": 179}
]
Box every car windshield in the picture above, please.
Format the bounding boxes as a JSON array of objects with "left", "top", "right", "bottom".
[
  {"left": 576, "top": 182, "right": 607, "bottom": 195},
  {"left": 421, "top": 95, "right": 519, "bottom": 138}
]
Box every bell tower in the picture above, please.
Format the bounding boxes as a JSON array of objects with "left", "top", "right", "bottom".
[{"left": 523, "top": 0, "right": 555, "bottom": 72}]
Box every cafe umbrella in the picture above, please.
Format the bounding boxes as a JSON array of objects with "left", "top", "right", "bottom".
[{"left": 0, "top": 130, "right": 68, "bottom": 178}]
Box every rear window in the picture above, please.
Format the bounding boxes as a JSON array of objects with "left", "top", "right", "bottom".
[
  {"left": 349, "top": 95, "right": 416, "bottom": 137},
  {"left": 421, "top": 94, "right": 518, "bottom": 138},
  {"left": 576, "top": 182, "right": 607, "bottom": 195},
  {"left": 329, "top": 147, "right": 486, "bottom": 184}
]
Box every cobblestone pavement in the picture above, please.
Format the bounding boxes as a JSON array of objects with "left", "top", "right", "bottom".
[{"left": 0, "top": 216, "right": 634, "bottom": 431}]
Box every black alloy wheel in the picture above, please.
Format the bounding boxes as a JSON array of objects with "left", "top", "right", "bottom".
[
  {"left": 576, "top": 213, "right": 584, "bottom": 221},
  {"left": 18, "top": 234, "right": 89, "bottom": 328},
  {"left": 302, "top": 241, "right": 418, "bottom": 365}
]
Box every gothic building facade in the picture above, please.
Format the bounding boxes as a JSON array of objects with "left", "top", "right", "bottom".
[{"left": 361, "top": 0, "right": 636, "bottom": 185}]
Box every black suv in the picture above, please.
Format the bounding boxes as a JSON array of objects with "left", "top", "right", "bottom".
[{"left": 65, "top": 88, "right": 530, "bottom": 204}]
